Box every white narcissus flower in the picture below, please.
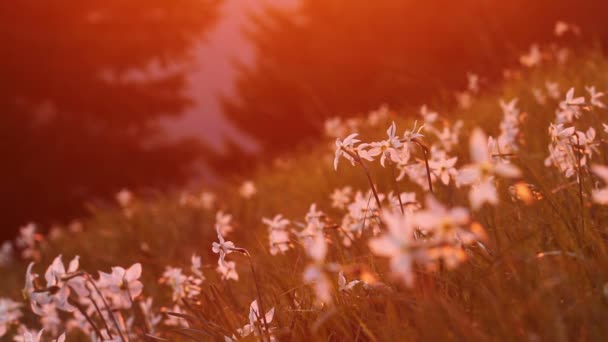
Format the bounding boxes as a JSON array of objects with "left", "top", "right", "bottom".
[
  {"left": 520, "top": 44, "right": 542, "bottom": 67},
  {"left": 212, "top": 226, "right": 235, "bottom": 262},
  {"left": 532, "top": 87, "right": 547, "bottom": 105},
  {"left": 65, "top": 305, "right": 97, "bottom": 337},
  {"left": 367, "top": 104, "right": 390, "bottom": 126},
  {"left": 458, "top": 128, "right": 521, "bottom": 209},
  {"left": 217, "top": 258, "right": 239, "bottom": 281},
  {"left": 592, "top": 165, "right": 608, "bottom": 204},
  {"left": 369, "top": 211, "right": 416, "bottom": 286},
  {"left": 402, "top": 121, "right": 424, "bottom": 144},
  {"left": 303, "top": 228, "right": 327, "bottom": 263},
  {"left": 545, "top": 123, "right": 597, "bottom": 180},
  {"left": 586, "top": 86, "right": 606, "bottom": 108},
  {"left": 238, "top": 299, "right": 276, "bottom": 339},
  {"left": 324, "top": 117, "right": 346, "bottom": 138},
  {"left": 27, "top": 255, "right": 85, "bottom": 315},
  {"left": 433, "top": 120, "right": 463, "bottom": 152},
  {"left": 23, "top": 262, "right": 39, "bottom": 308},
  {"left": 338, "top": 271, "right": 362, "bottom": 292},
  {"left": 339, "top": 190, "right": 384, "bottom": 243},
  {"left": 268, "top": 229, "right": 291, "bottom": 256},
  {"left": 13, "top": 328, "right": 64, "bottom": 342},
  {"left": 554, "top": 21, "right": 569, "bottom": 36},
  {"left": 13, "top": 328, "right": 44, "bottom": 342},
  {"left": 191, "top": 254, "right": 204, "bottom": 278},
  {"left": 556, "top": 87, "right": 585, "bottom": 123},
  {"left": 469, "top": 179, "right": 499, "bottom": 209},
  {"left": 263, "top": 215, "right": 292, "bottom": 255},
  {"left": 0, "top": 241, "right": 13, "bottom": 267},
  {"left": 160, "top": 267, "right": 188, "bottom": 301},
  {"left": 239, "top": 181, "right": 257, "bottom": 199},
  {"left": 467, "top": 72, "right": 479, "bottom": 94},
  {"left": 97, "top": 263, "right": 143, "bottom": 309},
  {"left": 496, "top": 98, "right": 521, "bottom": 154},
  {"left": 365, "top": 122, "right": 403, "bottom": 167},
  {"left": 575, "top": 127, "right": 598, "bottom": 159},
  {"left": 554, "top": 21, "right": 580, "bottom": 36},
  {"left": 413, "top": 196, "right": 478, "bottom": 243},
  {"left": 549, "top": 123, "right": 575, "bottom": 142},
  {"left": 0, "top": 298, "right": 22, "bottom": 337},
  {"left": 138, "top": 297, "right": 162, "bottom": 332},
  {"left": 330, "top": 186, "right": 352, "bottom": 210},
  {"left": 303, "top": 264, "right": 332, "bottom": 304},
  {"left": 16, "top": 223, "right": 40, "bottom": 260},
  {"left": 387, "top": 192, "right": 420, "bottom": 214},
  {"left": 215, "top": 211, "right": 233, "bottom": 235},
  {"left": 499, "top": 98, "right": 518, "bottom": 117},
  {"left": 305, "top": 203, "right": 322, "bottom": 223},
  {"left": 262, "top": 215, "right": 290, "bottom": 231},
  {"left": 420, "top": 105, "right": 438, "bottom": 126},
  {"left": 429, "top": 155, "right": 458, "bottom": 185},
  {"left": 211, "top": 226, "right": 239, "bottom": 281},
  {"left": 115, "top": 189, "right": 133, "bottom": 207},
  {"left": 300, "top": 204, "right": 333, "bottom": 304},
  {"left": 39, "top": 304, "right": 62, "bottom": 336},
  {"left": 199, "top": 191, "right": 216, "bottom": 210},
  {"left": 68, "top": 221, "right": 84, "bottom": 234},
  {"left": 560, "top": 87, "right": 585, "bottom": 109},
  {"left": 334, "top": 133, "right": 360, "bottom": 170},
  {"left": 346, "top": 191, "right": 383, "bottom": 219},
  {"left": 546, "top": 82, "right": 560, "bottom": 99}
]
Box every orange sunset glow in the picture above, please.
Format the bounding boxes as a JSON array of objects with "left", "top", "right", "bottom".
[{"left": 2, "top": 1, "right": 608, "bottom": 341}]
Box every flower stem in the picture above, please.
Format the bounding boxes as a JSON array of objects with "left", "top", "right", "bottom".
[
  {"left": 413, "top": 139, "right": 434, "bottom": 193},
  {"left": 88, "top": 293, "right": 114, "bottom": 339},
  {"left": 72, "top": 299, "right": 104, "bottom": 340},
  {"left": 357, "top": 159, "right": 383, "bottom": 210},
  {"left": 340, "top": 148, "right": 383, "bottom": 210},
  {"left": 86, "top": 274, "right": 128, "bottom": 342},
  {"left": 232, "top": 247, "right": 271, "bottom": 340},
  {"left": 389, "top": 161, "right": 405, "bottom": 214},
  {"left": 573, "top": 135, "right": 585, "bottom": 242}
]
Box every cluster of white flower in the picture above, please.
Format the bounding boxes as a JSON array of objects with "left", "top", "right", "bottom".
[
  {"left": 15, "top": 223, "right": 41, "bottom": 261},
  {"left": 159, "top": 254, "right": 205, "bottom": 302},
  {"left": 371, "top": 197, "right": 486, "bottom": 286},
  {"left": 544, "top": 87, "right": 605, "bottom": 180},
  {"left": 2, "top": 253, "right": 145, "bottom": 340},
  {"left": 493, "top": 98, "right": 522, "bottom": 156},
  {"left": 0, "top": 298, "right": 23, "bottom": 337},
  {"left": 263, "top": 215, "right": 292, "bottom": 255},
  {"left": 1, "top": 222, "right": 59, "bottom": 270},
  {"left": 212, "top": 212, "right": 240, "bottom": 281},
  {"left": 225, "top": 300, "right": 276, "bottom": 341},
  {"left": 179, "top": 189, "right": 216, "bottom": 209}
]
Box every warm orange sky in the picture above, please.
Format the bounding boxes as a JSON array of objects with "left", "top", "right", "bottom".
[{"left": 166, "top": 0, "right": 298, "bottom": 153}]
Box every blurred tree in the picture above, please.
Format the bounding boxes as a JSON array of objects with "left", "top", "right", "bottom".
[
  {"left": 221, "top": 0, "right": 608, "bottom": 166},
  {"left": 0, "top": 0, "right": 222, "bottom": 239}
]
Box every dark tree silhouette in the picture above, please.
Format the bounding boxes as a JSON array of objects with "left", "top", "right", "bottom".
[
  {"left": 0, "top": 0, "right": 222, "bottom": 239},
  {"left": 222, "top": 0, "right": 608, "bottom": 163}
]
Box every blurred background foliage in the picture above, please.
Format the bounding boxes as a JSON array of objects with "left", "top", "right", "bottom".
[{"left": 0, "top": 0, "right": 222, "bottom": 239}]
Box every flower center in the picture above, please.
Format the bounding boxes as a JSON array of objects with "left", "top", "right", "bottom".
[{"left": 480, "top": 162, "right": 493, "bottom": 178}]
